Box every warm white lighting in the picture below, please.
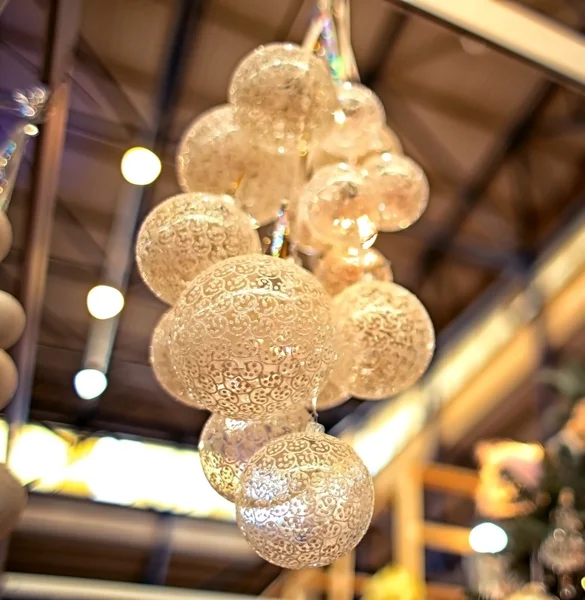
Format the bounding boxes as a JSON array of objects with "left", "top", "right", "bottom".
[
  {"left": 23, "top": 124, "right": 39, "bottom": 136},
  {"left": 120, "top": 147, "right": 161, "bottom": 185},
  {"left": 334, "top": 109, "right": 346, "bottom": 124},
  {"left": 469, "top": 522, "right": 508, "bottom": 553},
  {"left": 87, "top": 285, "right": 124, "bottom": 320},
  {"left": 74, "top": 369, "right": 107, "bottom": 400}
]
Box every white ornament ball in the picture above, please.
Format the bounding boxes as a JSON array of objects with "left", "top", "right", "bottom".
[
  {"left": 136, "top": 193, "right": 261, "bottom": 305},
  {"left": 362, "top": 153, "right": 429, "bottom": 232},
  {"left": 0, "top": 212, "right": 12, "bottom": 263},
  {"left": 199, "top": 408, "right": 310, "bottom": 502},
  {"left": 321, "top": 82, "right": 386, "bottom": 160},
  {"left": 0, "top": 349, "right": 18, "bottom": 409},
  {"left": 301, "top": 163, "right": 380, "bottom": 250},
  {"left": 0, "top": 291, "right": 25, "bottom": 349},
  {"left": 333, "top": 281, "right": 435, "bottom": 399},
  {"left": 314, "top": 247, "right": 392, "bottom": 296},
  {"left": 229, "top": 43, "right": 338, "bottom": 154},
  {"left": 236, "top": 428, "right": 374, "bottom": 568},
  {"left": 170, "top": 254, "right": 337, "bottom": 419},
  {"left": 0, "top": 463, "right": 26, "bottom": 537},
  {"left": 150, "top": 310, "right": 202, "bottom": 408}
]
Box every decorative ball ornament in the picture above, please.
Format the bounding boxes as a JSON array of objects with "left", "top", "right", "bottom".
[
  {"left": 176, "top": 105, "right": 244, "bottom": 196},
  {"left": 301, "top": 163, "right": 380, "bottom": 250},
  {"left": 321, "top": 82, "right": 386, "bottom": 160},
  {"left": 316, "top": 378, "right": 350, "bottom": 411},
  {"left": 314, "top": 247, "right": 393, "bottom": 296},
  {"left": 0, "top": 291, "right": 26, "bottom": 349},
  {"left": 136, "top": 193, "right": 261, "bottom": 305},
  {"left": 0, "top": 463, "right": 26, "bottom": 538},
  {"left": 199, "top": 408, "right": 310, "bottom": 502},
  {"left": 333, "top": 281, "right": 435, "bottom": 400},
  {"left": 150, "top": 310, "right": 202, "bottom": 408},
  {"left": 236, "top": 426, "right": 374, "bottom": 569},
  {"left": 229, "top": 43, "right": 338, "bottom": 154},
  {"left": 0, "top": 349, "right": 18, "bottom": 409},
  {"left": 170, "top": 254, "right": 337, "bottom": 419},
  {"left": 0, "top": 212, "right": 12, "bottom": 263},
  {"left": 362, "top": 153, "right": 429, "bottom": 232}
]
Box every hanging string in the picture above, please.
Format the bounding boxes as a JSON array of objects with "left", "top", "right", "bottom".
[{"left": 333, "top": 0, "right": 360, "bottom": 82}]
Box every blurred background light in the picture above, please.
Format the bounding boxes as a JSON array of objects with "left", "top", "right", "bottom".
[
  {"left": 74, "top": 369, "right": 107, "bottom": 400},
  {"left": 86, "top": 285, "right": 124, "bottom": 320},
  {"left": 469, "top": 522, "right": 508, "bottom": 553},
  {"left": 120, "top": 147, "right": 161, "bottom": 185}
]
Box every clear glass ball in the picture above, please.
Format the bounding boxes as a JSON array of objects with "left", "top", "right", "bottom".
[
  {"left": 288, "top": 193, "right": 331, "bottom": 256},
  {"left": 333, "top": 281, "right": 435, "bottom": 399},
  {"left": 199, "top": 408, "right": 310, "bottom": 502},
  {"left": 170, "top": 254, "right": 337, "bottom": 420},
  {"left": 321, "top": 82, "right": 386, "bottom": 160},
  {"left": 301, "top": 163, "right": 380, "bottom": 250},
  {"left": 314, "top": 247, "right": 393, "bottom": 296},
  {"left": 236, "top": 429, "right": 374, "bottom": 568},
  {"left": 362, "top": 153, "right": 429, "bottom": 232},
  {"left": 229, "top": 43, "right": 338, "bottom": 155},
  {"left": 150, "top": 310, "right": 202, "bottom": 408},
  {"left": 176, "top": 105, "right": 244, "bottom": 196},
  {"left": 136, "top": 193, "right": 261, "bottom": 305}
]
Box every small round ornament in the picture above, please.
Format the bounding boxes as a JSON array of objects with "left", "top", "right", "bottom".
[
  {"left": 333, "top": 281, "right": 435, "bottom": 400},
  {"left": 170, "top": 254, "right": 337, "bottom": 419},
  {"left": 321, "top": 82, "right": 386, "bottom": 160},
  {"left": 0, "top": 291, "right": 25, "bottom": 349},
  {"left": 229, "top": 43, "right": 338, "bottom": 154},
  {"left": 0, "top": 212, "right": 12, "bottom": 263},
  {"left": 236, "top": 427, "right": 374, "bottom": 568},
  {"left": 314, "top": 247, "right": 392, "bottom": 296},
  {"left": 0, "top": 349, "right": 17, "bottom": 409},
  {"left": 301, "top": 163, "right": 380, "bottom": 250},
  {"left": 316, "top": 378, "right": 350, "bottom": 411},
  {"left": 199, "top": 408, "right": 310, "bottom": 502},
  {"left": 0, "top": 463, "right": 26, "bottom": 537},
  {"left": 362, "top": 153, "right": 429, "bottom": 232},
  {"left": 150, "top": 310, "right": 202, "bottom": 408},
  {"left": 136, "top": 193, "right": 261, "bottom": 305}
]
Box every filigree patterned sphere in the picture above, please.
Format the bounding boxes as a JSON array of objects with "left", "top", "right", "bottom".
[
  {"left": 316, "top": 378, "right": 350, "bottom": 411},
  {"left": 314, "top": 247, "right": 393, "bottom": 296},
  {"left": 150, "top": 310, "right": 202, "bottom": 408},
  {"left": 0, "top": 291, "right": 26, "bottom": 349},
  {"left": 136, "top": 193, "right": 261, "bottom": 305},
  {"left": 229, "top": 43, "right": 338, "bottom": 154},
  {"left": 199, "top": 408, "right": 310, "bottom": 502},
  {"left": 321, "top": 82, "right": 385, "bottom": 160},
  {"left": 362, "top": 153, "right": 429, "bottom": 232},
  {"left": 301, "top": 163, "right": 380, "bottom": 250},
  {"left": 176, "top": 105, "right": 244, "bottom": 196},
  {"left": 170, "top": 254, "right": 337, "bottom": 419},
  {"left": 0, "top": 463, "right": 26, "bottom": 538},
  {"left": 333, "top": 281, "right": 435, "bottom": 399},
  {"left": 236, "top": 429, "right": 374, "bottom": 568}
]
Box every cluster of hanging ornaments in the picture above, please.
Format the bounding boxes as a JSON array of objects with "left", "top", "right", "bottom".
[{"left": 136, "top": 0, "right": 434, "bottom": 569}]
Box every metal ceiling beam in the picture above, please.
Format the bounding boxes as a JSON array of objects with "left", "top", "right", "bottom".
[
  {"left": 8, "top": 0, "right": 82, "bottom": 439},
  {"left": 384, "top": 0, "right": 585, "bottom": 92},
  {"left": 81, "top": 0, "right": 203, "bottom": 387}
]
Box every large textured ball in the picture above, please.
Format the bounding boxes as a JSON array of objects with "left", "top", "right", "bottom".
[
  {"left": 314, "top": 247, "right": 392, "bottom": 297},
  {"left": 150, "top": 310, "right": 202, "bottom": 408},
  {"left": 0, "top": 212, "right": 12, "bottom": 263},
  {"left": 362, "top": 153, "right": 429, "bottom": 232},
  {"left": 316, "top": 378, "right": 350, "bottom": 411},
  {"left": 199, "top": 408, "right": 310, "bottom": 502},
  {"left": 0, "top": 349, "right": 17, "bottom": 409},
  {"left": 136, "top": 193, "right": 261, "bottom": 305},
  {"left": 0, "top": 463, "right": 26, "bottom": 538},
  {"left": 236, "top": 428, "right": 374, "bottom": 568},
  {"left": 229, "top": 43, "right": 337, "bottom": 154},
  {"left": 170, "top": 254, "right": 337, "bottom": 419},
  {"left": 334, "top": 281, "right": 434, "bottom": 399},
  {"left": 301, "top": 163, "right": 380, "bottom": 250},
  {"left": 321, "top": 82, "right": 385, "bottom": 160},
  {"left": 176, "top": 105, "right": 245, "bottom": 196},
  {"left": 0, "top": 291, "right": 25, "bottom": 349}
]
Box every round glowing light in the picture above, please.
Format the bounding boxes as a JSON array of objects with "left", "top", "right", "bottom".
[
  {"left": 74, "top": 369, "right": 107, "bottom": 400},
  {"left": 469, "top": 522, "right": 508, "bottom": 554},
  {"left": 87, "top": 285, "right": 125, "bottom": 320},
  {"left": 23, "top": 124, "right": 39, "bottom": 136},
  {"left": 121, "top": 147, "right": 161, "bottom": 185},
  {"left": 236, "top": 427, "right": 374, "bottom": 568}
]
